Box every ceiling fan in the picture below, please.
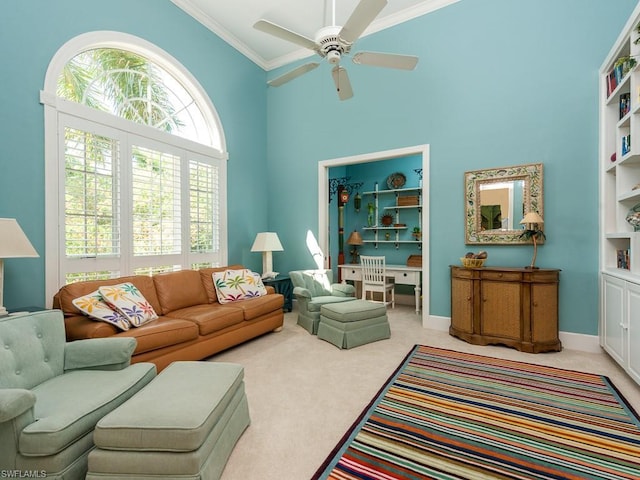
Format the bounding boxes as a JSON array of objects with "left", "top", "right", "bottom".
[{"left": 254, "top": 0, "right": 419, "bottom": 100}]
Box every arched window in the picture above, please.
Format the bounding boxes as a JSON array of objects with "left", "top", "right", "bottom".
[{"left": 41, "top": 32, "right": 228, "bottom": 303}]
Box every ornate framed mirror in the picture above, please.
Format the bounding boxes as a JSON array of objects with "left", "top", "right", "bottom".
[{"left": 465, "top": 163, "right": 543, "bottom": 244}]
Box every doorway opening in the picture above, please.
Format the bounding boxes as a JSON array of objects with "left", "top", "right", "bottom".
[{"left": 317, "top": 145, "right": 430, "bottom": 327}]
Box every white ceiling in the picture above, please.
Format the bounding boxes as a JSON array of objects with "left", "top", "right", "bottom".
[{"left": 171, "top": 0, "right": 459, "bottom": 70}]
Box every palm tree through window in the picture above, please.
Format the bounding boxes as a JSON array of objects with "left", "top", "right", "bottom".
[{"left": 55, "top": 47, "right": 223, "bottom": 284}]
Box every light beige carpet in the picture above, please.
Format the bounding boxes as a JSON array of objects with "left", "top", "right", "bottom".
[{"left": 213, "top": 304, "right": 640, "bottom": 480}]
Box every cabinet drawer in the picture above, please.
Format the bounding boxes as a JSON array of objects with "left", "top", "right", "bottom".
[
  {"left": 393, "top": 271, "right": 420, "bottom": 284},
  {"left": 342, "top": 268, "right": 361, "bottom": 281},
  {"left": 451, "top": 266, "right": 474, "bottom": 279},
  {"left": 480, "top": 271, "right": 522, "bottom": 282}
]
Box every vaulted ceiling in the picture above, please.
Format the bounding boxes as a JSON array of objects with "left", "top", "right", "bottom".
[{"left": 171, "top": 0, "right": 459, "bottom": 70}]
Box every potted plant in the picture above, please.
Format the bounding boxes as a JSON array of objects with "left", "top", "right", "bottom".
[
  {"left": 615, "top": 55, "right": 637, "bottom": 77},
  {"left": 412, "top": 226, "right": 422, "bottom": 240}
]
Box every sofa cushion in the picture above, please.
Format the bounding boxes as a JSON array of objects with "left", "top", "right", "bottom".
[
  {"left": 165, "top": 304, "right": 244, "bottom": 336},
  {"left": 153, "top": 270, "right": 210, "bottom": 315},
  {"left": 199, "top": 265, "right": 245, "bottom": 304},
  {"left": 212, "top": 269, "right": 267, "bottom": 304},
  {"left": 119, "top": 317, "right": 199, "bottom": 354},
  {"left": 72, "top": 290, "right": 130, "bottom": 331},
  {"left": 55, "top": 276, "right": 162, "bottom": 319},
  {"left": 20, "top": 363, "right": 156, "bottom": 457},
  {"left": 98, "top": 283, "right": 159, "bottom": 327},
  {"left": 223, "top": 294, "right": 284, "bottom": 320}
]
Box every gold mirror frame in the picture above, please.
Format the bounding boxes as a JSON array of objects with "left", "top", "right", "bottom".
[{"left": 465, "top": 163, "right": 543, "bottom": 244}]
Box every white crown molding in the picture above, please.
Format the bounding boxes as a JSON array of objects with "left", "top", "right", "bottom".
[
  {"left": 172, "top": 0, "right": 459, "bottom": 71},
  {"left": 171, "top": 0, "right": 270, "bottom": 69}
]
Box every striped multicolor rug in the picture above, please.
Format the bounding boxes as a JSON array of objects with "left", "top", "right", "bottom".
[{"left": 312, "top": 345, "right": 640, "bottom": 480}]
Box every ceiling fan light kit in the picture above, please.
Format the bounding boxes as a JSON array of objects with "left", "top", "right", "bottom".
[{"left": 254, "top": 0, "right": 419, "bottom": 100}]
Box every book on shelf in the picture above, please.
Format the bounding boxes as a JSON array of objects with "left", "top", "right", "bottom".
[
  {"left": 607, "top": 71, "right": 618, "bottom": 97},
  {"left": 622, "top": 134, "right": 632, "bottom": 156},
  {"left": 620, "top": 92, "right": 631, "bottom": 119},
  {"left": 617, "top": 249, "right": 630, "bottom": 270}
]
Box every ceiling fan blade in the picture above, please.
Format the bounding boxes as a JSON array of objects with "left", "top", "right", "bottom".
[
  {"left": 254, "top": 19, "right": 317, "bottom": 50},
  {"left": 268, "top": 62, "right": 320, "bottom": 87},
  {"left": 339, "top": 0, "right": 388, "bottom": 44},
  {"left": 352, "top": 51, "right": 419, "bottom": 70},
  {"left": 331, "top": 66, "right": 354, "bottom": 101}
]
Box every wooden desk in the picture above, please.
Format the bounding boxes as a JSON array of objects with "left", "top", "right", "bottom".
[{"left": 339, "top": 264, "right": 422, "bottom": 313}]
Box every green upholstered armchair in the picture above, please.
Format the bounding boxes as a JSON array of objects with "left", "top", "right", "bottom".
[
  {"left": 289, "top": 269, "right": 356, "bottom": 334},
  {"left": 0, "top": 310, "right": 156, "bottom": 479}
]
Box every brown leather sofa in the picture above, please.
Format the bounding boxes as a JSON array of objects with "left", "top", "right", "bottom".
[{"left": 53, "top": 265, "right": 284, "bottom": 371}]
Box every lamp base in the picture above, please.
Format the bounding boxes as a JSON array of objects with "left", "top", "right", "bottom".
[{"left": 524, "top": 265, "right": 540, "bottom": 270}]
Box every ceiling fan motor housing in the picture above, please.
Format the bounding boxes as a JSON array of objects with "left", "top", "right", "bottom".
[{"left": 315, "top": 26, "right": 351, "bottom": 64}]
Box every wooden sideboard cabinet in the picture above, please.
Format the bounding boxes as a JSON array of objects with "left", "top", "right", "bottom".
[{"left": 450, "top": 266, "right": 561, "bottom": 353}]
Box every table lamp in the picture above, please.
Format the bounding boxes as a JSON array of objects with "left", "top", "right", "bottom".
[
  {"left": 346, "top": 230, "right": 363, "bottom": 263},
  {"left": 251, "top": 232, "right": 283, "bottom": 279},
  {"left": 0, "top": 218, "right": 39, "bottom": 315},
  {"left": 519, "top": 212, "right": 545, "bottom": 269}
]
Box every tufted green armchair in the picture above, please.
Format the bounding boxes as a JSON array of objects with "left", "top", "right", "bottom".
[
  {"left": 0, "top": 310, "right": 156, "bottom": 479},
  {"left": 289, "top": 269, "right": 356, "bottom": 334}
]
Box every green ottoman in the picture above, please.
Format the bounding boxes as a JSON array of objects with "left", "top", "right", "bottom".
[
  {"left": 318, "top": 300, "right": 390, "bottom": 349},
  {"left": 86, "top": 361, "right": 250, "bottom": 480}
]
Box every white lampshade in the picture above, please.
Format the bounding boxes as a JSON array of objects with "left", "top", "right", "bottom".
[
  {"left": 250, "top": 232, "right": 284, "bottom": 253},
  {"left": 0, "top": 218, "right": 39, "bottom": 316},
  {"left": 251, "top": 232, "right": 283, "bottom": 277},
  {"left": 520, "top": 212, "right": 544, "bottom": 226}
]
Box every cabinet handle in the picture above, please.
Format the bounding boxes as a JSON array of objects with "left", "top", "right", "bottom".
[
  {"left": 533, "top": 301, "right": 538, "bottom": 307},
  {"left": 483, "top": 298, "right": 487, "bottom": 302},
  {"left": 466, "top": 296, "right": 471, "bottom": 301},
  {"left": 498, "top": 273, "right": 503, "bottom": 278}
]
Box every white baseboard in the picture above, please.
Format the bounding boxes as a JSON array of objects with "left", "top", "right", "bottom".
[{"left": 423, "top": 315, "right": 602, "bottom": 354}]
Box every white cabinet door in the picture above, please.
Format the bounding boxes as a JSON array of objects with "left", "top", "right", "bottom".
[
  {"left": 627, "top": 281, "right": 640, "bottom": 384},
  {"left": 602, "top": 274, "right": 627, "bottom": 366}
]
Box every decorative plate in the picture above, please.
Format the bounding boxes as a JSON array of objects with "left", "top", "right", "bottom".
[{"left": 386, "top": 172, "right": 406, "bottom": 189}]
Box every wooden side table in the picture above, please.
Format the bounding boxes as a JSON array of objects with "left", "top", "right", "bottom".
[{"left": 263, "top": 275, "right": 293, "bottom": 312}]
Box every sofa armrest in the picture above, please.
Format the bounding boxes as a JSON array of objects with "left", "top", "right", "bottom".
[
  {"left": 64, "top": 337, "right": 137, "bottom": 372},
  {"left": 0, "top": 389, "right": 36, "bottom": 423},
  {"left": 331, "top": 283, "right": 356, "bottom": 297},
  {"left": 292, "top": 286, "right": 312, "bottom": 299}
]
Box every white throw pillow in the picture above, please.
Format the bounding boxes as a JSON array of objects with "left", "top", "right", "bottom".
[
  {"left": 72, "top": 290, "right": 130, "bottom": 331},
  {"left": 212, "top": 269, "right": 267, "bottom": 304},
  {"left": 98, "top": 282, "right": 158, "bottom": 327}
]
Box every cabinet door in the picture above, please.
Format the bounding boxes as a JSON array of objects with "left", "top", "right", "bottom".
[
  {"left": 451, "top": 277, "right": 473, "bottom": 334},
  {"left": 480, "top": 280, "right": 521, "bottom": 339},
  {"left": 602, "top": 274, "right": 627, "bottom": 366},
  {"left": 627, "top": 281, "right": 640, "bottom": 384},
  {"left": 531, "top": 283, "right": 559, "bottom": 343}
]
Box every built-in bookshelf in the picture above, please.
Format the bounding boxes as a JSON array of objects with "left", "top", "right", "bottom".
[
  {"left": 599, "top": 3, "right": 640, "bottom": 386},
  {"left": 600, "top": 7, "right": 640, "bottom": 279}
]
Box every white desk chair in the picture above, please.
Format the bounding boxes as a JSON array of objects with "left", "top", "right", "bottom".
[{"left": 360, "top": 255, "right": 395, "bottom": 308}]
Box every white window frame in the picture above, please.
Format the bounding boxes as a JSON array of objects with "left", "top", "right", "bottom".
[{"left": 41, "top": 31, "right": 228, "bottom": 306}]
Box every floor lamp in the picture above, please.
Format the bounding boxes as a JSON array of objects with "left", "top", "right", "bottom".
[{"left": 0, "top": 218, "right": 39, "bottom": 316}]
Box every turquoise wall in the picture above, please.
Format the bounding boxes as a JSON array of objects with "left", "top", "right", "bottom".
[
  {"left": 0, "top": 0, "right": 637, "bottom": 336},
  {"left": 265, "top": 0, "right": 637, "bottom": 335},
  {"left": 0, "top": 0, "right": 267, "bottom": 309}
]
